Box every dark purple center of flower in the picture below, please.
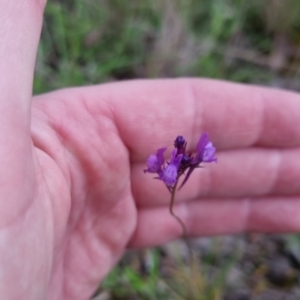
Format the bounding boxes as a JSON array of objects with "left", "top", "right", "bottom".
[{"left": 181, "top": 154, "right": 190, "bottom": 164}]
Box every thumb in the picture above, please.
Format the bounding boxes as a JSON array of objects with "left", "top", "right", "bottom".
[{"left": 0, "top": 0, "right": 46, "bottom": 225}]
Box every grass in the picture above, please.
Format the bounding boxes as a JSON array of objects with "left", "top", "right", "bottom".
[
  {"left": 35, "top": 1, "right": 300, "bottom": 299},
  {"left": 35, "top": 0, "right": 300, "bottom": 94},
  {"left": 99, "top": 244, "right": 235, "bottom": 300}
]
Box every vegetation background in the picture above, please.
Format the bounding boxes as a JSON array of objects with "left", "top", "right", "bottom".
[{"left": 35, "top": 1, "right": 300, "bottom": 299}]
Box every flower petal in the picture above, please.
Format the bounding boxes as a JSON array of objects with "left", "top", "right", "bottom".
[
  {"left": 159, "top": 164, "right": 178, "bottom": 187},
  {"left": 156, "top": 147, "right": 167, "bottom": 166},
  {"left": 203, "top": 142, "right": 217, "bottom": 162},
  {"left": 197, "top": 132, "right": 210, "bottom": 153},
  {"left": 159, "top": 151, "right": 183, "bottom": 187},
  {"left": 144, "top": 147, "right": 167, "bottom": 173}
]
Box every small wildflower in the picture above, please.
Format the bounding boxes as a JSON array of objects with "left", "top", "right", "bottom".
[
  {"left": 144, "top": 132, "right": 217, "bottom": 190},
  {"left": 159, "top": 149, "right": 182, "bottom": 187},
  {"left": 144, "top": 133, "right": 217, "bottom": 266}
]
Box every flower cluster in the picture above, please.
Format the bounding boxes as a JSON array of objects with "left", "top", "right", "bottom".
[{"left": 144, "top": 133, "right": 217, "bottom": 189}]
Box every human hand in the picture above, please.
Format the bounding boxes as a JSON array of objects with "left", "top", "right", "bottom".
[{"left": 2, "top": 2, "right": 300, "bottom": 300}]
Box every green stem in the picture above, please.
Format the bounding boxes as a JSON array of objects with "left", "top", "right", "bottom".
[{"left": 169, "top": 180, "right": 193, "bottom": 266}]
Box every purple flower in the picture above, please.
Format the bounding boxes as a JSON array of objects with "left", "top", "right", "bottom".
[
  {"left": 144, "top": 147, "right": 167, "bottom": 174},
  {"left": 159, "top": 149, "right": 183, "bottom": 187},
  {"left": 192, "top": 132, "right": 217, "bottom": 165},
  {"left": 144, "top": 133, "right": 217, "bottom": 190},
  {"left": 180, "top": 133, "right": 217, "bottom": 188}
]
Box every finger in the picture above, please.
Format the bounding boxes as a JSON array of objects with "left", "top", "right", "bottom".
[
  {"left": 131, "top": 147, "right": 300, "bottom": 207},
  {"left": 0, "top": 1, "right": 46, "bottom": 226},
  {"left": 33, "top": 80, "right": 300, "bottom": 158},
  {"left": 129, "top": 196, "right": 300, "bottom": 248},
  {"left": 81, "top": 79, "right": 300, "bottom": 159},
  {"left": 1, "top": 1, "right": 45, "bottom": 115}
]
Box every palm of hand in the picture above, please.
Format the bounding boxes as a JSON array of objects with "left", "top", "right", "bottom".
[
  {"left": 3, "top": 78, "right": 300, "bottom": 300},
  {"left": 3, "top": 76, "right": 300, "bottom": 300},
  {"left": 28, "top": 87, "right": 138, "bottom": 300}
]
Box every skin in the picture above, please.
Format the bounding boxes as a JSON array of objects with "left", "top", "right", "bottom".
[{"left": 1, "top": 1, "right": 300, "bottom": 299}]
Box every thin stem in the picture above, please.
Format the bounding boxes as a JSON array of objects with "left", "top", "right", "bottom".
[{"left": 169, "top": 180, "right": 193, "bottom": 266}]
